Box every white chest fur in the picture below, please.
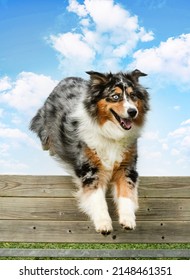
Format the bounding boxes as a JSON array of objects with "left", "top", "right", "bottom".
[
  {"left": 77, "top": 115, "right": 136, "bottom": 170},
  {"left": 91, "top": 137, "right": 125, "bottom": 170}
]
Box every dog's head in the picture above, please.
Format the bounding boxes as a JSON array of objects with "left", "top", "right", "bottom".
[{"left": 85, "top": 70, "right": 149, "bottom": 134}]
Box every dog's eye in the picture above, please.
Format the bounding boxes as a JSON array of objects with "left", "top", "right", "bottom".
[{"left": 112, "top": 94, "right": 120, "bottom": 101}]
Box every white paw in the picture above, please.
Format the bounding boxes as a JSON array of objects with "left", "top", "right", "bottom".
[
  {"left": 119, "top": 213, "right": 136, "bottom": 230},
  {"left": 94, "top": 218, "right": 113, "bottom": 235}
]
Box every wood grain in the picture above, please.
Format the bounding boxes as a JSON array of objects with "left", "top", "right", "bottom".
[
  {"left": 0, "top": 175, "right": 190, "bottom": 197},
  {"left": 0, "top": 175, "right": 190, "bottom": 243},
  {"left": 0, "top": 197, "right": 189, "bottom": 221},
  {"left": 0, "top": 220, "right": 190, "bottom": 243}
]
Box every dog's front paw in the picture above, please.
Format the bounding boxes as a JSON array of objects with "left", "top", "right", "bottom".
[
  {"left": 119, "top": 213, "right": 136, "bottom": 230},
  {"left": 95, "top": 218, "right": 113, "bottom": 235}
]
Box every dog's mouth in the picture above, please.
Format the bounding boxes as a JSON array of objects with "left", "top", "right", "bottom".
[{"left": 110, "top": 109, "right": 132, "bottom": 130}]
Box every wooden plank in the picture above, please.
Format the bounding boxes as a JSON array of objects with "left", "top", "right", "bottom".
[
  {"left": 0, "top": 175, "right": 190, "bottom": 198},
  {"left": 0, "top": 197, "right": 85, "bottom": 221},
  {"left": 0, "top": 220, "right": 190, "bottom": 243},
  {"left": 0, "top": 197, "right": 190, "bottom": 221},
  {"left": 139, "top": 176, "right": 190, "bottom": 198},
  {"left": 1, "top": 248, "right": 190, "bottom": 258},
  {"left": 0, "top": 175, "right": 75, "bottom": 197}
]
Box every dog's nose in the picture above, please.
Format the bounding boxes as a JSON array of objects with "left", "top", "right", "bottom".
[{"left": 127, "top": 108, "right": 137, "bottom": 118}]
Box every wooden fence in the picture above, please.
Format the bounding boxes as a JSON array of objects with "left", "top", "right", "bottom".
[{"left": 0, "top": 175, "right": 190, "bottom": 258}]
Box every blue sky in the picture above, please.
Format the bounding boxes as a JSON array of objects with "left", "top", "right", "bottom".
[{"left": 0, "top": 0, "right": 190, "bottom": 175}]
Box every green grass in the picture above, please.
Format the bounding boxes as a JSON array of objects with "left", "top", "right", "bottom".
[{"left": 0, "top": 242, "right": 190, "bottom": 260}]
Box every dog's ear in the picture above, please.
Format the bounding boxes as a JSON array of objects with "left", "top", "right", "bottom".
[
  {"left": 131, "top": 69, "right": 147, "bottom": 82},
  {"left": 86, "top": 71, "right": 111, "bottom": 85}
]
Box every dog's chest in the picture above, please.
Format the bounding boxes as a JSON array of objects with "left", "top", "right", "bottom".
[
  {"left": 87, "top": 138, "right": 125, "bottom": 170},
  {"left": 75, "top": 107, "right": 130, "bottom": 170}
]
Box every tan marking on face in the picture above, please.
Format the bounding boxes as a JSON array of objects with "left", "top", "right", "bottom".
[
  {"left": 133, "top": 99, "right": 145, "bottom": 126},
  {"left": 114, "top": 86, "right": 123, "bottom": 94},
  {"left": 126, "top": 86, "right": 133, "bottom": 95},
  {"left": 97, "top": 99, "right": 112, "bottom": 126},
  {"left": 97, "top": 99, "right": 126, "bottom": 126}
]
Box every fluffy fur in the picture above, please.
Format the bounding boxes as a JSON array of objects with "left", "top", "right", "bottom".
[{"left": 30, "top": 69, "right": 149, "bottom": 234}]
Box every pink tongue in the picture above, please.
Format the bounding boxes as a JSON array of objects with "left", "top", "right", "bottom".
[{"left": 121, "top": 119, "right": 132, "bottom": 130}]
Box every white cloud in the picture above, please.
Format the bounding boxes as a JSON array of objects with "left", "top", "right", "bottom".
[
  {"left": 145, "top": 151, "right": 162, "bottom": 159},
  {"left": 171, "top": 148, "right": 180, "bottom": 156},
  {"left": 67, "top": 0, "right": 88, "bottom": 17},
  {"left": 0, "top": 72, "right": 58, "bottom": 113},
  {"left": 138, "top": 114, "right": 190, "bottom": 175},
  {"left": 142, "top": 131, "right": 159, "bottom": 140},
  {"left": 132, "top": 33, "right": 190, "bottom": 87},
  {"left": 169, "top": 126, "right": 190, "bottom": 138},
  {"left": 0, "top": 76, "right": 12, "bottom": 91},
  {"left": 181, "top": 135, "right": 190, "bottom": 148},
  {"left": 0, "top": 126, "right": 25, "bottom": 139},
  {"left": 0, "top": 72, "right": 59, "bottom": 175},
  {"left": 80, "top": 18, "right": 90, "bottom": 27},
  {"left": 0, "top": 159, "right": 29, "bottom": 174},
  {"left": 139, "top": 27, "right": 154, "bottom": 42},
  {"left": 0, "top": 143, "right": 9, "bottom": 156},
  {"left": 162, "top": 143, "right": 168, "bottom": 150},
  {"left": 84, "top": 0, "right": 137, "bottom": 32},
  {"left": 11, "top": 114, "right": 22, "bottom": 125},
  {"left": 49, "top": 32, "right": 95, "bottom": 74},
  {"left": 181, "top": 119, "right": 190, "bottom": 126},
  {"left": 0, "top": 123, "right": 38, "bottom": 148},
  {"left": 49, "top": 0, "right": 154, "bottom": 74},
  {"left": 0, "top": 121, "right": 41, "bottom": 174},
  {"left": 165, "top": 120, "right": 190, "bottom": 166}
]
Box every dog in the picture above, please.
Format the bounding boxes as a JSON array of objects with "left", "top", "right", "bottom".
[{"left": 30, "top": 69, "right": 149, "bottom": 235}]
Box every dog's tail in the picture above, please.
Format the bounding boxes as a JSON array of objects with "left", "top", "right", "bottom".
[{"left": 29, "top": 108, "right": 50, "bottom": 152}]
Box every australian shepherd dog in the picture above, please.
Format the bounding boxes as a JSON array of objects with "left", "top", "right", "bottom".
[{"left": 30, "top": 69, "right": 149, "bottom": 235}]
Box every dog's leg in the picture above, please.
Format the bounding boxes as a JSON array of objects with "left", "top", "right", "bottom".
[
  {"left": 76, "top": 183, "right": 112, "bottom": 235},
  {"left": 74, "top": 147, "right": 113, "bottom": 234},
  {"left": 112, "top": 169, "right": 139, "bottom": 230}
]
